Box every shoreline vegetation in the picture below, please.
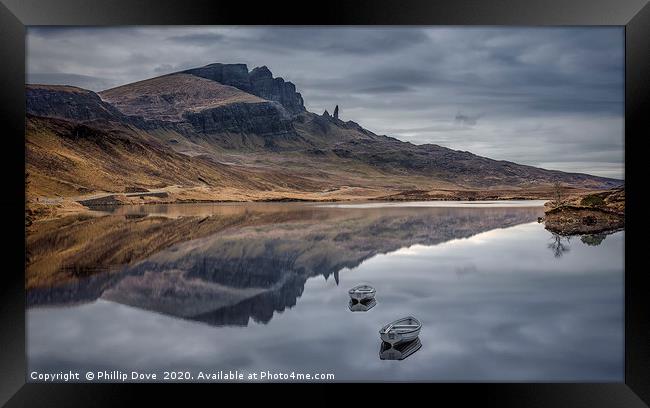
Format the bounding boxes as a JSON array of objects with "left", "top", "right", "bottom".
[{"left": 540, "top": 187, "right": 625, "bottom": 235}]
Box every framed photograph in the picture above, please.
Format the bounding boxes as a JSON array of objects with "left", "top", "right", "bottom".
[{"left": 1, "top": 0, "right": 648, "bottom": 405}]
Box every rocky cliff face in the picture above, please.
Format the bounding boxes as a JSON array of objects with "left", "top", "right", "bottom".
[
  {"left": 183, "top": 101, "right": 294, "bottom": 136},
  {"left": 248, "top": 66, "right": 305, "bottom": 114},
  {"left": 28, "top": 80, "right": 305, "bottom": 150},
  {"left": 183, "top": 63, "right": 305, "bottom": 114},
  {"left": 182, "top": 63, "right": 251, "bottom": 91},
  {"left": 26, "top": 84, "right": 127, "bottom": 122}
]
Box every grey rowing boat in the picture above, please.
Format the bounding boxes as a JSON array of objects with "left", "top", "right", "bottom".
[
  {"left": 348, "top": 284, "right": 376, "bottom": 301},
  {"left": 379, "top": 316, "right": 421, "bottom": 345}
]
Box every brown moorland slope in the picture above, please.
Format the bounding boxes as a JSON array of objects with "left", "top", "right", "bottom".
[
  {"left": 99, "top": 73, "right": 265, "bottom": 121},
  {"left": 26, "top": 114, "right": 334, "bottom": 206}
]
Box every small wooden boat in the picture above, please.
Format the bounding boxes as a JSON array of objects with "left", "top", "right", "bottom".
[
  {"left": 379, "top": 316, "right": 421, "bottom": 345},
  {"left": 380, "top": 337, "right": 422, "bottom": 360},
  {"left": 348, "top": 284, "right": 376, "bottom": 301},
  {"left": 348, "top": 298, "right": 376, "bottom": 312}
]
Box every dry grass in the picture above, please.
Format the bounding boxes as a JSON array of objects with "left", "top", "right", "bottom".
[
  {"left": 99, "top": 73, "right": 264, "bottom": 121},
  {"left": 26, "top": 115, "right": 324, "bottom": 199}
]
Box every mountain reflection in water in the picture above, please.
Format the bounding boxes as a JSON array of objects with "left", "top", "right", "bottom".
[
  {"left": 28, "top": 203, "right": 542, "bottom": 327},
  {"left": 27, "top": 202, "right": 624, "bottom": 381}
]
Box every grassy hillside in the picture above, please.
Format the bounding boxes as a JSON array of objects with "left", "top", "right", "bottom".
[
  {"left": 26, "top": 115, "right": 265, "bottom": 195},
  {"left": 99, "top": 73, "right": 265, "bottom": 121}
]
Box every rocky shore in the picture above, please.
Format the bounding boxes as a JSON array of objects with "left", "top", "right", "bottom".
[{"left": 542, "top": 188, "right": 624, "bottom": 235}]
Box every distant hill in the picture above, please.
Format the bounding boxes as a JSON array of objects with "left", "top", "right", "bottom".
[{"left": 25, "top": 62, "right": 622, "bottom": 207}]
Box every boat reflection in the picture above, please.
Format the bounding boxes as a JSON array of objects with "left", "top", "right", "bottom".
[
  {"left": 379, "top": 337, "right": 422, "bottom": 361},
  {"left": 348, "top": 298, "right": 377, "bottom": 312}
]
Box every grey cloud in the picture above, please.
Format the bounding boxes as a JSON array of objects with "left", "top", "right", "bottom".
[
  {"left": 237, "top": 27, "right": 431, "bottom": 55},
  {"left": 153, "top": 64, "right": 175, "bottom": 74},
  {"left": 27, "top": 73, "right": 113, "bottom": 91},
  {"left": 455, "top": 113, "right": 482, "bottom": 126},
  {"left": 152, "top": 61, "right": 199, "bottom": 75},
  {"left": 356, "top": 84, "right": 412, "bottom": 94},
  {"left": 359, "top": 66, "right": 443, "bottom": 86},
  {"left": 167, "top": 32, "right": 225, "bottom": 45}
]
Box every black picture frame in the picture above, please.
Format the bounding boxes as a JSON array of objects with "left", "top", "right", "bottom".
[{"left": 1, "top": 0, "right": 648, "bottom": 406}]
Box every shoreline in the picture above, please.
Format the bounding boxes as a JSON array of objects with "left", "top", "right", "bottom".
[
  {"left": 541, "top": 188, "right": 625, "bottom": 235},
  {"left": 81, "top": 195, "right": 549, "bottom": 207},
  {"left": 27, "top": 187, "right": 624, "bottom": 234},
  {"left": 28, "top": 195, "right": 552, "bottom": 224}
]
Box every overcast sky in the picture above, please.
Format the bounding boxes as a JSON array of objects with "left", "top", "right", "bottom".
[{"left": 27, "top": 27, "right": 624, "bottom": 179}]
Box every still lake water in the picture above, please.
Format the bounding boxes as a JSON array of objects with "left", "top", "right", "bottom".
[{"left": 27, "top": 201, "right": 624, "bottom": 382}]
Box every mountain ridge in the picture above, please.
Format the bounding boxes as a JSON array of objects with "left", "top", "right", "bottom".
[{"left": 181, "top": 63, "right": 305, "bottom": 114}]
